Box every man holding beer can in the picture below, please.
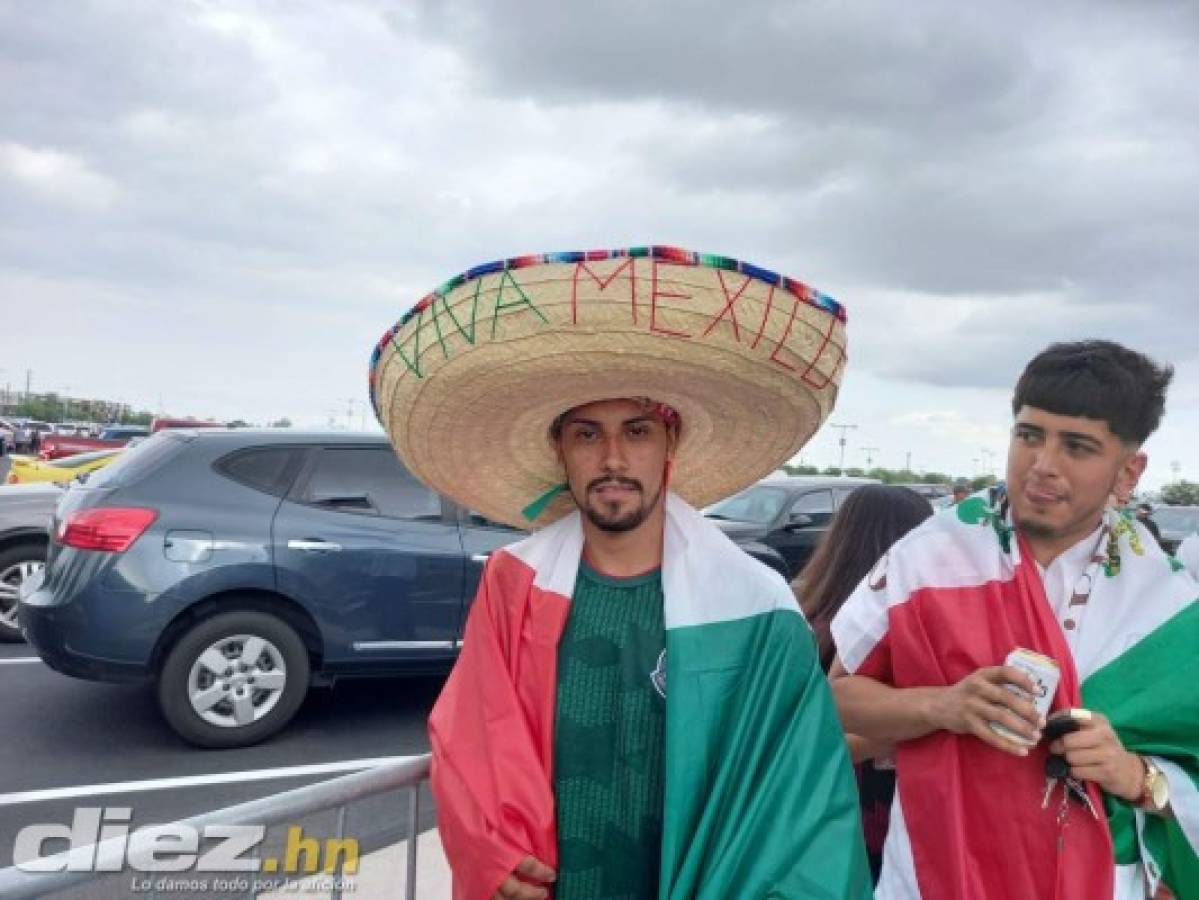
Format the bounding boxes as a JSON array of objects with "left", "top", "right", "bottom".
[{"left": 830, "top": 341, "right": 1199, "bottom": 900}]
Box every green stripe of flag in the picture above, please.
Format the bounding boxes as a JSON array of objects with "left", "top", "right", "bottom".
[
  {"left": 660, "top": 607, "right": 871, "bottom": 899},
  {"left": 1083, "top": 600, "right": 1199, "bottom": 898}
]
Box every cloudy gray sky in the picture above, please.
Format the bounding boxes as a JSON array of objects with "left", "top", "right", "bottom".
[{"left": 3, "top": 0, "right": 1197, "bottom": 486}]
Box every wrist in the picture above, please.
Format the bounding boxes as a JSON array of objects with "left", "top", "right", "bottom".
[
  {"left": 919, "top": 686, "right": 948, "bottom": 734},
  {"left": 1119, "top": 752, "right": 1146, "bottom": 802}
]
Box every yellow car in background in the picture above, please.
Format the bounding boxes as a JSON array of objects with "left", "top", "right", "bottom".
[{"left": 5, "top": 449, "right": 122, "bottom": 485}]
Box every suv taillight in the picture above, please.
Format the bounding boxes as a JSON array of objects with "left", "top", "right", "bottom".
[{"left": 57, "top": 508, "right": 158, "bottom": 552}]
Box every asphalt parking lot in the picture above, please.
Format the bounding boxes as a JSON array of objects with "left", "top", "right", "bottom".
[
  {"left": 0, "top": 635, "right": 443, "bottom": 895},
  {"left": 0, "top": 448, "right": 461, "bottom": 896}
]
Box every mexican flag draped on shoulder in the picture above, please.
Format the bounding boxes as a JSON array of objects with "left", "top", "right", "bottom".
[
  {"left": 833, "top": 492, "right": 1199, "bottom": 899},
  {"left": 430, "top": 495, "right": 871, "bottom": 899}
]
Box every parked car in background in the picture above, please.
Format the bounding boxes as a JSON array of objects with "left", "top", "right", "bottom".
[
  {"left": 51, "top": 422, "right": 103, "bottom": 437},
  {"left": 13, "top": 420, "right": 52, "bottom": 453},
  {"left": 38, "top": 425, "right": 149, "bottom": 460},
  {"left": 6, "top": 448, "right": 123, "bottom": 485},
  {"left": 897, "top": 482, "right": 952, "bottom": 501},
  {"left": 0, "top": 419, "right": 14, "bottom": 454},
  {"left": 0, "top": 482, "right": 61, "bottom": 641},
  {"left": 704, "top": 476, "right": 881, "bottom": 579},
  {"left": 19, "top": 429, "right": 790, "bottom": 748},
  {"left": 1150, "top": 505, "right": 1199, "bottom": 554}
]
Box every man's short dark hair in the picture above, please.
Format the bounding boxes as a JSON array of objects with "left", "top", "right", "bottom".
[{"left": 1012, "top": 340, "right": 1173, "bottom": 445}]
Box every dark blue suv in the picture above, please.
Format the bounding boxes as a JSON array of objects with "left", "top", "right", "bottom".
[
  {"left": 20, "top": 429, "right": 786, "bottom": 748},
  {"left": 19, "top": 430, "right": 523, "bottom": 748}
]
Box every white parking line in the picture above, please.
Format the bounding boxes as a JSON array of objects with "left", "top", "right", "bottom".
[
  {"left": 0, "top": 755, "right": 420, "bottom": 807},
  {"left": 0, "top": 658, "right": 42, "bottom": 665}
]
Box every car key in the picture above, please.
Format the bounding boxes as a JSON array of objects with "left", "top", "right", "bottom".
[
  {"left": 1065, "top": 776, "right": 1100, "bottom": 819},
  {"left": 1041, "top": 712, "right": 1083, "bottom": 810},
  {"left": 1042, "top": 752, "right": 1070, "bottom": 808}
]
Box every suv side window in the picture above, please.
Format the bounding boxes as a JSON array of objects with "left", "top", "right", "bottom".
[
  {"left": 216, "top": 447, "right": 305, "bottom": 497},
  {"left": 302, "top": 447, "right": 441, "bottom": 520},
  {"left": 791, "top": 489, "right": 834, "bottom": 517}
]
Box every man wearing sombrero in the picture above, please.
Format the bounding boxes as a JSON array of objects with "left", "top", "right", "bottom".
[{"left": 371, "top": 246, "right": 871, "bottom": 899}]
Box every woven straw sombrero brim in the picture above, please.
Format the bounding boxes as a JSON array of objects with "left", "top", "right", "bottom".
[{"left": 370, "top": 247, "right": 847, "bottom": 528}]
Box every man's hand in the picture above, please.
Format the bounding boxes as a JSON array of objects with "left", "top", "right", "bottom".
[
  {"left": 1050, "top": 711, "right": 1144, "bottom": 801},
  {"left": 926, "top": 666, "right": 1044, "bottom": 756},
  {"left": 492, "top": 856, "right": 557, "bottom": 900}
]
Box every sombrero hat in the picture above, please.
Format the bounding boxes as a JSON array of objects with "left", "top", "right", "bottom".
[{"left": 370, "top": 246, "right": 848, "bottom": 528}]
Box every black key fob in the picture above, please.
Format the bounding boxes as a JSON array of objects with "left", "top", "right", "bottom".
[
  {"left": 1043, "top": 713, "right": 1082, "bottom": 741},
  {"left": 1045, "top": 753, "right": 1070, "bottom": 779}
]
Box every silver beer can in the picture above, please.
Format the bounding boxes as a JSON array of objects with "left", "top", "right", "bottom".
[{"left": 989, "top": 647, "right": 1060, "bottom": 746}]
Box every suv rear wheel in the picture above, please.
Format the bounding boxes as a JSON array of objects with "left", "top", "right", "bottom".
[
  {"left": 0, "top": 541, "right": 46, "bottom": 643},
  {"left": 157, "top": 610, "right": 310, "bottom": 748}
]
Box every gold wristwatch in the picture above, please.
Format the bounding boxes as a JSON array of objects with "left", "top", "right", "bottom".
[{"left": 1139, "top": 756, "right": 1170, "bottom": 813}]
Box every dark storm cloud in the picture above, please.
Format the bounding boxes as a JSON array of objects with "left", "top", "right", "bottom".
[
  {"left": 407, "top": 0, "right": 1199, "bottom": 380},
  {"left": 0, "top": 0, "right": 1196, "bottom": 430}
]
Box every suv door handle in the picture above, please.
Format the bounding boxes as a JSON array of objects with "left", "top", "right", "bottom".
[
  {"left": 471, "top": 554, "right": 490, "bottom": 563},
  {"left": 287, "top": 539, "right": 342, "bottom": 552}
]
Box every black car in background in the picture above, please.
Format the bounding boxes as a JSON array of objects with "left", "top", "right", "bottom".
[
  {"left": 1150, "top": 504, "right": 1199, "bottom": 554},
  {"left": 20, "top": 429, "right": 792, "bottom": 748},
  {"left": 704, "top": 476, "right": 880, "bottom": 579}
]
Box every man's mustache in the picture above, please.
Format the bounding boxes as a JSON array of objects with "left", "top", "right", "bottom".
[{"left": 587, "top": 476, "right": 642, "bottom": 493}]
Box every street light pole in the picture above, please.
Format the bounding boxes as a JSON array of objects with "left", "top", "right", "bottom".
[
  {"left": 861, "top": 446, "right": 879, "bottom": 470},
  {"left": 829, "top": 423, "right": 858, "bottom": 474},
  {"left": 980, "top": 448, "right": 997, "bottom": 477}
]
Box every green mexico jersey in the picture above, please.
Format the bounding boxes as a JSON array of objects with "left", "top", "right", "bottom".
[{"left": 554, "top": 562, "right": 666, "bottom": 900}]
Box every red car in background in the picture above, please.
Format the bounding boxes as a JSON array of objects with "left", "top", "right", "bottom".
[
  {"left": 38, "top": 426, "right": 150, "bottom": 460},
  {"left": 38, "top": 419, "right": 226, "bottom": 459}
]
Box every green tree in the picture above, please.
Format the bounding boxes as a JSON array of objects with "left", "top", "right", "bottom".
[
  {"left": 920, "top": 472, "right": 950, "bottom": 485},
  {"left": 270, "top": 417, "right": 293, "bottom": 428},
  {"left": 821, "top": 466, "right": 843, "bottom": 477},
  {"left": 1160, "top": 481, "right": 1199, "bottom": 506},
  {"left": 16, "top": 394, "right": 59, "bottom": 422},
  {"left": 782, "top": 464, "right": 821, "bottom": 476},
  {"left": 227, "top": 419, "right": 250, "bottom": 429}
]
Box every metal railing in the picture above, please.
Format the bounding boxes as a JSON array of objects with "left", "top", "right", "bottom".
[{"left": 0, "top": 754, "right": 432, "bottom": 900}]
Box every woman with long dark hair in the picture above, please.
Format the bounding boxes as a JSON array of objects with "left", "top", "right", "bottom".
[{"left": 793, "top": 484, "right": 933, "bottom": 882}]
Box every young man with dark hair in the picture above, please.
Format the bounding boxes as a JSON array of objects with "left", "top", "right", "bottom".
[{"left": 831, "top": 340, "right": 1198, "bottom": 899}]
